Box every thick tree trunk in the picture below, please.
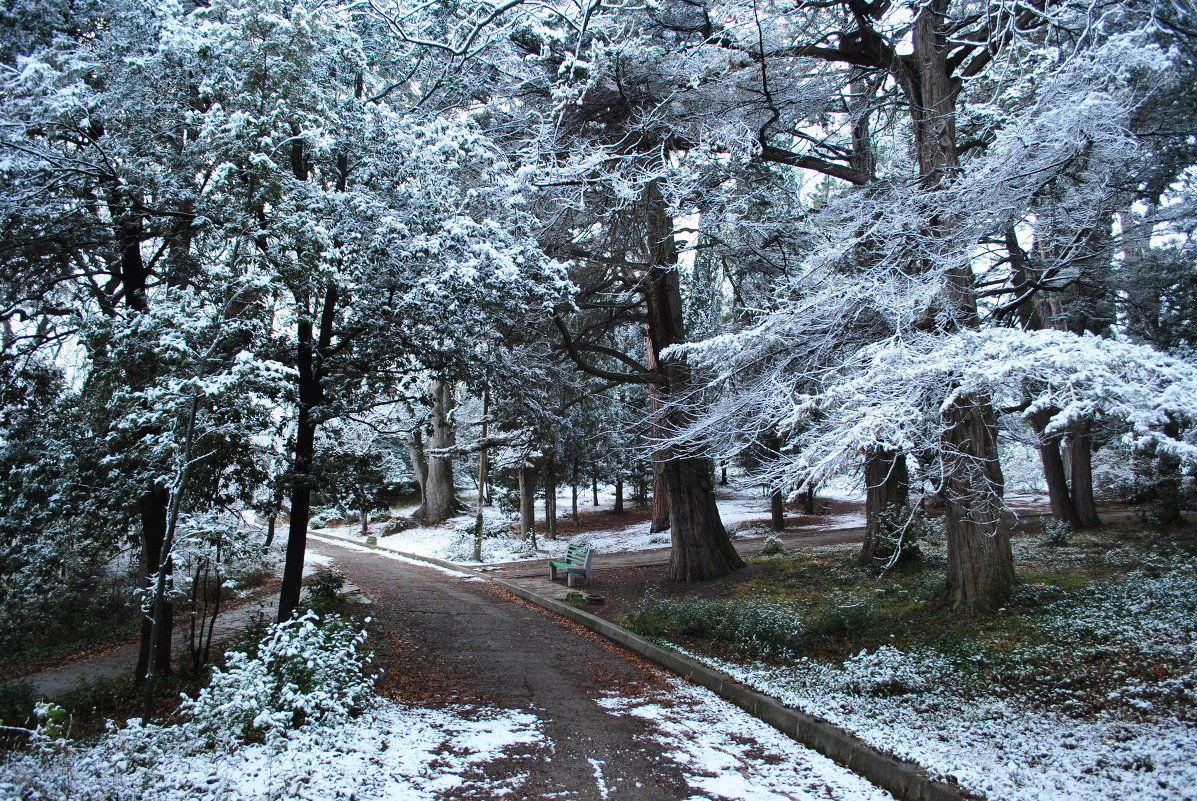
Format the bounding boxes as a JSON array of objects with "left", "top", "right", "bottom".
[
  {"left": 406, "top": 428, "right": 428, "bottom": 517},
  {"left": 858, "top": 450, "right": 912, "bottom": 567},
  {"left": 518, "top": 466, "right": 536, "bottom": 538},
  {"left": 421, "top": 380, "right": 458, "bottom": 525},
  {"left": 903, "top": 2, "right": 1012, "bottom": 610},
  {"left": 641, "top": 180, "right": 743, "bottom": 582},
  {"left": 769, "top": 488, "right": 784, "bottom": 532},
  {"left": 614, "top": 475, "right": 624, "bottom": 514},
  {"left": 647, "top": 337, "right": 671, "bottom": 533},
  {"left": 941, "top": 395, "right": 1014, "bottom": 612},
  {"left": 1068, "top": 420, "right": 1101, "bottom": 528}
]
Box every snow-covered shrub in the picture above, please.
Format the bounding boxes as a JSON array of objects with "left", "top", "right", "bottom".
[
  {"left": 1041, "top": 519, "right": 1072, "bottom": 546},
  {"left": 303, "top": 568, "right": 346, "bottom": 614},
  {"left": 760, "top": 535, "right": 786, "bottom": 556},
  {"left": 832, "top": 646, "right": 949, "bottom": 697},
  {"left": 182, "top": 611, "right": 374, "bottom": 742}
]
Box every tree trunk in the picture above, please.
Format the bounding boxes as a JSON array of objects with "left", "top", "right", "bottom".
[
  {"left": 592, "top": 474, "right": 599, "bottom": 505},
  {"left": 941, "top": 395, "right": 1014, "bottom": 612},
  {"left": 135, "top": 487, "right": 172, "bottom": 681},
  {"left": 544, "top": 458, "right": 558, "bottom": 540},
  {"left": 803, "top": 485, "right": 816, "bottom": 515},
  {"left": 647, "top": 336, "right": 671, "bottom": 533},
  {"left": 1068, "top": 419, "right": 1101, "bottom": 528},
  {"left": 614, "top": 474, "right": 624, "bottom": 514},
  {"left": 1029, "top": 408, "right": 1082, "bottom": 528},
  {"left": 858, "top": 450, "right": 912, "bottom": 567},
  {"left": 473, "top": 389, "right": 489, "bottom": 562},
  {"left": 518, "top": 466, "right": 536, "bottom": 538},
  {"left": 719, "top": 465, "right": 728, "bottom": 486},
  {"left": 903, "top": 2, "right": 1011, "bottom": 610},
  {"left": 421, "top": 380, "right": 458, "bottom": 524},
  {"left": 571, "top": 461, "right": 579, "bottom": 524},
  {"left": 769, "top": 487, "right": 784, "bottom": 532},
  {"left": 278, "top": 286, "right": 335, "bottom": 622},
  {"left": 641, "top": 180, "right": 743, "bottom": 582},
  {"left": 406, "top": 427, "right": 428, "bottom": 517}
]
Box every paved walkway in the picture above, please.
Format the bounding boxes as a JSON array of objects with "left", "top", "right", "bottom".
[
  {"left": 307, "top": 537, "right": 892, "bottom": 800},
  {"left": 24, "top": 591, "right": 278, "bottom": 698}
]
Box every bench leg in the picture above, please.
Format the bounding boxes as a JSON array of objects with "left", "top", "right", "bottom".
[
  {"left": 567, "top": 571, "right": 575, "bottom": 588},
  {"left": 550, "top": 564, "right": 557, "bottom": 581}
]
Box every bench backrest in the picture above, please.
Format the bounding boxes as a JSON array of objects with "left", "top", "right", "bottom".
[{"left": 565, "top": 544, "right": 591, "bottom": 567}]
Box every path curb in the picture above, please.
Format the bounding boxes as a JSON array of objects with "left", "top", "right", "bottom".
[{"left": 310, "top": 531, "right": 976, "bottom": 801}]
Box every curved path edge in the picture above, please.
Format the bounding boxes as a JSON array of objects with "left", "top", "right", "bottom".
[{"left": 309, "top": 531, "right": 979, "bottom": 801}]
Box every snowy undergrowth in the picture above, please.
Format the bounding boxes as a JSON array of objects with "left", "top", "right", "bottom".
[
  {"left": 672, "top": 567, "right": 1197, "bottom": 801},
  {"left": 0, "top": 611, "right": 541, "bottom": 800},
  {"left": 0, "top": 703, "right": 542, "bottom": 801}
]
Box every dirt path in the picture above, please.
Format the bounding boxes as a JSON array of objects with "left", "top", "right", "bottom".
[{"left": 309, "top": 538, "right": 893, "bottom": 801}]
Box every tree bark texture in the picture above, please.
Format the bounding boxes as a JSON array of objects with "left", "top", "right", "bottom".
[
  {"left": 544, "top": 458, "right": 558, "bottom": 540},
  {"left": 647, "top": 336, "right": 671, "bottom": 533},
  {"left": 769, "top": 488, "right": 784, "bottom": 532},
  {"left": 420, "top": 380, "right": 458, "bottom": 525},
  {"left": 941, "top": 395, "right": 1014, "bottom": 612},
  {"left": 1068, "top": 420, "right": 1101, "bottom": 528},
  {"left": 858, "top": 450, "right": 912, "bottom": 567},
  {"left": 278, "top": 286, "right": 336, "bottom": 622},
  {"left": 614, "top": 474, "right": 624, "bottom": 514},
  {"left": 518, "top": 466, "right": 536, "bottom": 538},
  {"left": 641, "top": 181, "right": 743, "bottom": 582},
  {"left": 135, "top": 487, "right": 172, "bottom": 680}
]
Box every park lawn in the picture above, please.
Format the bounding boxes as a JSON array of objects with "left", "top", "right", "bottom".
[{"left": 618, "top": 522, "right": 1197, "bottom": 801}]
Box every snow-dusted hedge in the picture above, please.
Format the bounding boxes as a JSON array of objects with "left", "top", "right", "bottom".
[{"left": 182, "top": 611, "right": 375, "bottom": 742}]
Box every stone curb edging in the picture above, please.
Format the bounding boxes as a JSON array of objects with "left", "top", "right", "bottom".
[{"left": 308, "top": 531, "right": 977, "bottom": 801}]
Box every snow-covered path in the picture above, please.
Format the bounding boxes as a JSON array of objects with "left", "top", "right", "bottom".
[{"left": 309, "top": 537, "right": 893, "bottom": 801}]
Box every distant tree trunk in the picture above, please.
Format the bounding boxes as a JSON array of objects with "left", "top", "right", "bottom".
[
  {"left": 592, "top": 474, "right": 599, "bottom": 505},
  {"left": 769, "top": 488, "right": 784, "bottom": 532},
  {"left": 942, "top": 395, "right": 1014, "bottom": 611},
  {"left": 421, "top": 380, "right": 458, "bottom": 525},
  {"left": 858, "top": 450, "right": 912, "bottom": 567},
  {"left": 406, "top": 427, "right": 428, "bottom": 517},
  {"left": 642, "top": 181, "right": 743, "bottom": 582},
  {"left": 571, "top": 461, "right": 579, "bottom": 524},
  {"left": 473, "top": 389, "right": 489, "bottom": 561},
  {"left": 614, "top": 475, "right": 624, "bottom": 514},
  {"left": 1029, "top": 408, "right": 1082, "bottom": 528},
  {"left": 518, "top": 466, "right": 536, "bottom": 538},
  {"left": 544, "top": 458, "right": 558, "bottom": 540},
  {"left": 1068, "top": 420, "right": 1102, "bottom": 528},
  {"left": 803, "top": 485, "right": 816, "bottom": 515},
  {"left": 719, "top": 465, "right": 728, "bottom": 486}
]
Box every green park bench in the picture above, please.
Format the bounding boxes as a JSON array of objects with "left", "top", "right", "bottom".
[{"left": 549, "top": 544, "right": 594, "bottom": 587}]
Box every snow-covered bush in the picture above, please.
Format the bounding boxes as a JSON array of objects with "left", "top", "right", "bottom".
[
  {"left": 815, "top": 646, "right": 953, "bottom": 697},
  {"left": 760, "top": 535, "right": 786, "bottom": 556},
  {"left": 182, "top": 611, "right": 374, "bottom": 742}
]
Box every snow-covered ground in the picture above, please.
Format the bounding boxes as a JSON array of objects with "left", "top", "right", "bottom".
[
  {"left": 668, "top": 567, "right": 1197, "bottom": 801},
  {"left": 308, "top": 482, "right": 867, "bottom": 566},
  {"left": 0, "top": 702, "right": 543, "bottom": 801},
  {"left": 599, "top": 675, "right": 893, "bottom": 801},
  {"left": 3, "top": 674, "right": 898, "bottom": 801}
]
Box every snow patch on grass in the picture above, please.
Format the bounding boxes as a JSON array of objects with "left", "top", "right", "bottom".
[
  {"left": 671, "top": 569, "right": 1197, "bottom": 801},
  {"left": 0, "top": 703, "right": 542, "bottom": 801}
]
